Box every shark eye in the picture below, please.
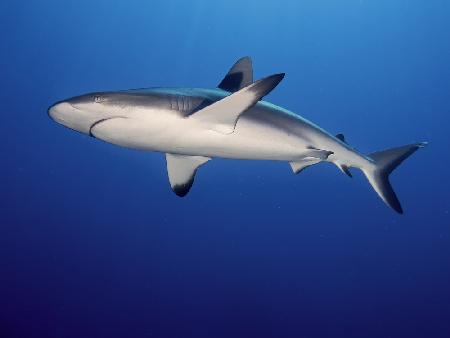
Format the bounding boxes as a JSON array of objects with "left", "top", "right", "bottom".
[{"left": 94, "top": 95, "right": 104, "bottom": 103}]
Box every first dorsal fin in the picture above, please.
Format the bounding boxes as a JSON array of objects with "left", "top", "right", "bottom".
[
  {"left": 218, "top": 57, "right": 253, "bottom": 92},
  {"left": 165, "top": 154, "right": 210, "bottom": 197}
]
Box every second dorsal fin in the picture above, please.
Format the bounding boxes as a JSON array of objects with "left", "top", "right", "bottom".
[
  {"left": 218, "top": 57, "right": 253, "bottom": 92},
  {"left": 336, "top": 133, "right": 347, "bottom": 143}
]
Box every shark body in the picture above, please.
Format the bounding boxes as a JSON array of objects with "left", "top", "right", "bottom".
[{"left": 49, "top": 57, "right": 426, "bottom": 213}]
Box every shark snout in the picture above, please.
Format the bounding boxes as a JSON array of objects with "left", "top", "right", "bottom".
[
  {"left": 48, "top": 101, "right": 70, "bottom": 122},
  {"left": 47, "top": 101, "right": 98, "bottom": 135}
]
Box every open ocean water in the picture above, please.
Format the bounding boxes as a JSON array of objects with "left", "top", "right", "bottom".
[{"left": 1, "top": 1, "right": 450, "bottom": 337}]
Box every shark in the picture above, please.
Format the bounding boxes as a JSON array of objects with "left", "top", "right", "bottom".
[{"left": 48, "top": 57, "right": 426, "bottom": 214}]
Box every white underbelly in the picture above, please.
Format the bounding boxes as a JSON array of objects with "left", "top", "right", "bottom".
[{"left": 90, "top": 114, "right": 309, "bottom": 161}]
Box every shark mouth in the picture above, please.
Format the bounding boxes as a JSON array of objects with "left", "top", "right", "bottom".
[{"left": 89, "top": 117, "right": 127, "bottom": 137}]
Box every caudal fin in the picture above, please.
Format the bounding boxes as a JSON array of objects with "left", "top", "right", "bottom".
[{"left": 362, "top": 142, "right": 427, "bottom": 214}]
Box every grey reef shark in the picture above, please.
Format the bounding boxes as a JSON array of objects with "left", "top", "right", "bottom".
[{"left": 49, "top": 57, "right": 427, "bottom": 214}]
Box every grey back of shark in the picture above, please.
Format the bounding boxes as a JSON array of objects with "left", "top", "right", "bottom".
[{"left": 48, "top": 57, "right": 426, "bottom": 214}]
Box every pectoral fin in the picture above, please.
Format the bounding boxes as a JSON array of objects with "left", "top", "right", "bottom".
[
  {"left": 191, "top": 73, "right": 285, "bottom": 134},
  {"left": 165, "top": 154, "right": 210, "bottom": 197}
]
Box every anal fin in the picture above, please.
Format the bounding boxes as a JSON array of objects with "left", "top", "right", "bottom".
[{"left": 337, "top": 163, "right": 352, "bottom": 177}]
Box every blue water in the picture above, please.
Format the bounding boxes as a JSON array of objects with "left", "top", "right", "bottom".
[{"left": 1, "top": 1, "right": 450, "bottom": 337}]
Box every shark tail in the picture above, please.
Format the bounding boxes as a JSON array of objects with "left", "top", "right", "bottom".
[{"left": 361, "top": 142, "right": 427, "bottom": 214}]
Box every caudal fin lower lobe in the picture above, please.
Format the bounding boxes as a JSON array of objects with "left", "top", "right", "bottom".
[{"left": 363, "top": 142, "right": 427, "bottom": 214}]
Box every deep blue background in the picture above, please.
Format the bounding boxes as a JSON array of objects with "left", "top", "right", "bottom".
[{"left": 1, "top": 1, "right": 450, "bottom": 337}]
